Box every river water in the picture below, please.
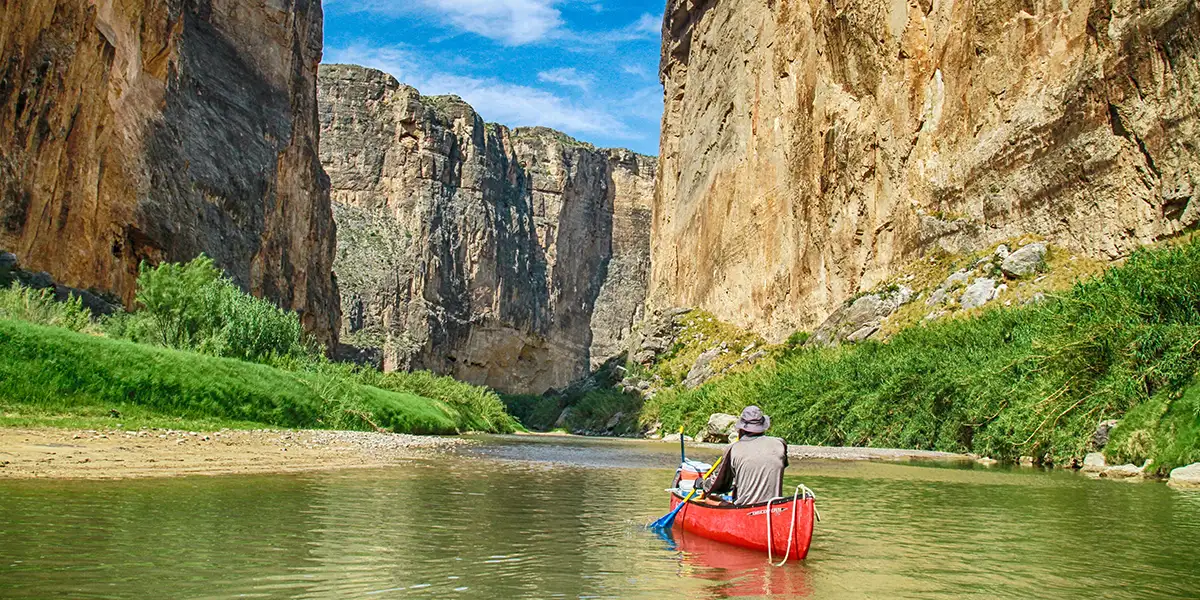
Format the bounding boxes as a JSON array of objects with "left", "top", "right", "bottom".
[{"left": 2, "top": 435, "right": 1198, "bottom": 599}]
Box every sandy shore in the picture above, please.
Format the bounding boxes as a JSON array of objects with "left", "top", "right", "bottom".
[{"left": 0, "top": 428, "right": 466, "bottom": 480}]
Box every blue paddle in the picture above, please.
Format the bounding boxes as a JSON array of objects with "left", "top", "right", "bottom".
[{"left": 648, "top": 456, "right": 722, "bottom": 531}]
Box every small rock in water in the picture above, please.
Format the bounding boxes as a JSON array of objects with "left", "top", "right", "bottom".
[
  {"left": 1101, "top": 463, "right": 1147, "bottom": 480},
  {"left": 1082, "top": 452, "right": 1107, "bottom": 473},
  {"left": 1168, "top": 463, "right": 1200, "bottom": 489},
  {"left": 1018, "top": 456, "right": 1035, "bottom": 466}
]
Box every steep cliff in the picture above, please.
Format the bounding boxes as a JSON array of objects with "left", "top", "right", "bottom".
[
  {"left": 317, "top": 64, "right": 655, "bottom": 393},
  {"left": 0, "top": 0, "right": 339, "bottom": 345},
  {"left": 653, "top": 0, "right": 1199, "bottom": 340}
]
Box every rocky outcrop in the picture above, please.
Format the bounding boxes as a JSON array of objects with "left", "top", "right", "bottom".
[
  {"left": 0, "top": 0, "right": 339, "bottom": 346},
  {"left": 317, "top": 64, "right": 655, "bottom": 393},
  {"left": 653, "top": 0, "right": 1200, "bottom": 341}
]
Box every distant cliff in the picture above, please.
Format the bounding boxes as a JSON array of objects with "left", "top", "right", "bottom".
[
  {"left": 0, "top": 0, "right": 340, "bottom": 345},
  {"left": 653, "top": 0, "right": 1199, "bottom": 340},
  {"left": 317, "top": 64, "right": 655, "bottom": 393}
]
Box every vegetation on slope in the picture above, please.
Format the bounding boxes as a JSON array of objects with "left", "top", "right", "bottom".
[
  {"left": 643, "top": 239, "right": 1200, "bottom": 472},
  {"left": 0, "top": 257, "right": 517, "bottom": 434}
]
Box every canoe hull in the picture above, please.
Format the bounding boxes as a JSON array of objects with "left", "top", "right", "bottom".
[{"left": 669, "top": 492, "right": 815, "bottom": 559}]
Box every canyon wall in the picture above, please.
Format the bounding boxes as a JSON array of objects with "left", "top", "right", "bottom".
[
  {"left": 0, "top": 0, "right": 339, "bottom": 345},
  {"left": 653, "top": 0, "right": 1199, "bottom": 340},
  {"left": 317, "top": 65, "right": 655, "bottom": 393}
]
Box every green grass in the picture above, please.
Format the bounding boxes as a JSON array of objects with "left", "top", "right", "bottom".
[
  {"left": 0, "top": 319, "right": 481, "bottom": 435},
  {"left": 645, "top": 240, "right": 1200, "bottom": 472}
]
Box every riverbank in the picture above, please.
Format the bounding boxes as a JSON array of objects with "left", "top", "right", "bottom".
[
  {"left": 0, "top": 428, "right": 466, "bottom": 480},
  {"left": 636, "top": 239, "right": 1200, "bottom": 474}
]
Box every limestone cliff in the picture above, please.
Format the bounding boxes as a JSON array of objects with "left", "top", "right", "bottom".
[
  {"left": 653, "top": 0, "right": 1199, "bottom": 340},
  {"left": 317, "top": 64, "right": 655, "bottom": 393},
  {"left": 0, "top": 0, "right": 339, "bottom": 345}
]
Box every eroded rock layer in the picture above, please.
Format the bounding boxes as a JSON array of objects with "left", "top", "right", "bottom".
[
  {"left": 653, "top": 0, "right": 1199, "bottom": 340},
  {"left": 318, "top": 64, "right": 655, "bottom": 393},
  {"left": 0, "top": 0, "right": 339, "bottom": 345}
]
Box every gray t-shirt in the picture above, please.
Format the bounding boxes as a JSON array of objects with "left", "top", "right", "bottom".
[{"left": 701, "top": 434, "right": 789, "bottom": 505}]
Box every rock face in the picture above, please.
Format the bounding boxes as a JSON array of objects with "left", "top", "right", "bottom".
[
  {"left": 317, "top": 65, "right": 655, "bottom": 393},
  {"left": 0, "top": 0, "right": 340, "bottom": 346},
  {"left": 653, "top": 0, "right": 1200, "bottom": 340}
]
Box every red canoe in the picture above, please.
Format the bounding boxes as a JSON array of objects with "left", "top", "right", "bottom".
[{"left": 669, "top": 488, "right": 816, "bottom": 561}]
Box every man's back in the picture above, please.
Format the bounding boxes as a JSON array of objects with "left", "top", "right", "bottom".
[{"left": 707, "top": 434, "right": 789, "bottom": 505}]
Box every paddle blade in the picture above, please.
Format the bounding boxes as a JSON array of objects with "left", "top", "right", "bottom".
[{"left": 647, "top": 501, "right": 685, "bottom": 531}]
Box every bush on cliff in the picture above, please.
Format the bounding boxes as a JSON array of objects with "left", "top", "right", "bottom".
[
  {"left": 107, "top": 256, "right": 314, "bottom": 363},
  {"left": 646, "top": 238, "right": 1200, "bottom": 472}
]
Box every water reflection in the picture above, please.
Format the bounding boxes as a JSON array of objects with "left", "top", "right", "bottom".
[{"left": 657, "top": 527, "right": 813, "bottom": 599}]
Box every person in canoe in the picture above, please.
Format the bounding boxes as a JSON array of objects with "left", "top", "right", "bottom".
[{"left": 697, "top": 406, "right": 788, "bottom": 506}]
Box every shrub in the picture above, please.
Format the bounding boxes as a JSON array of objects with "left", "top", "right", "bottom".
[
  {"left": 0, "top": 285, "right": 94, "bottom": 333},
  {"left": 128, "top": 256, "right": 315, "bottom": 363}
]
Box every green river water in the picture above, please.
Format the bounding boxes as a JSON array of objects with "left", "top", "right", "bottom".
[{"left": 2, "top": 435, "right": 1198, "bottom": 599}]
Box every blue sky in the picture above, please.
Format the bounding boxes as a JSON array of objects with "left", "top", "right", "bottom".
[{"left": 323, "top": 0, "right": 665, "bottom": 156}]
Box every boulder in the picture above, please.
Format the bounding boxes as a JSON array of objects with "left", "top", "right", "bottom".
[
  {"left": 995, "top": 245, "right": 1011, "bottom": 260},
  {"left": 1168, "top": 463, "right": 1200, "bottom": 489},
  {"left": 925, "top": 288, "right": 948, "bottom": 306},
  {"left": 683, "top": 348, "right": 721, "bottom": 389},
  {"left": 662, "top": 432, "right": 693, "bottom": 443},
  {"left": 1001, "top": 242, "right": 1048, "bottom": 278},
  {"left": 944, "top": 270, "right": 971, "bottom": 288},
  {"left": 25, "top": 271, "right": 54, "bottom": 289},
  {"left": 960, "top": 278, "right": 998, "bottom": 310},
  {"left": 1101, "top": 463, "right": 1146, "bottom": 480},
  {"left": 1082, "top": 452, "right": 1107, "bottom": 473},
  {"left": 1090, "top": 419, "right": 1120, "bottom": 450},
  {"left": 809, "top": 287, "right": 912, "bottom": 346},
  {"left": 0, "top": 252, "right": 16, "bottom": 271},
  {"left": 696, "top": 413, "right": 739, "bottom": 443}
]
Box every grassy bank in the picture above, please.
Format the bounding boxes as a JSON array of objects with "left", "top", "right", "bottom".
[
  {"left": 0, "top": 319, "right": 476, "bottom": 434},
  {"left": 644, "top": 240, "right": 1200, "bottom": 472},
  {"left": 0, "top": 256, "right": 517, "bottom": 435}
]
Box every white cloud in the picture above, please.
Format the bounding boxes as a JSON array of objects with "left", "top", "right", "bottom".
[
  {"left": 621, "top": 63, "right": 649, "bottom": 78},
  {"left": 325, "top": 43, "right": 636, "bottom": 139},
  {"left": 328, "top": 1, "right": 661, "bottom": 49},
  {"left": 537, "top": 67, "right": 594, "bottom": 92},
  {"left": 329, "top": 0, "right": 564, "bottom": 45},
  {"left": 560, "top": 12, "right": 662, "bottom": 47}
]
